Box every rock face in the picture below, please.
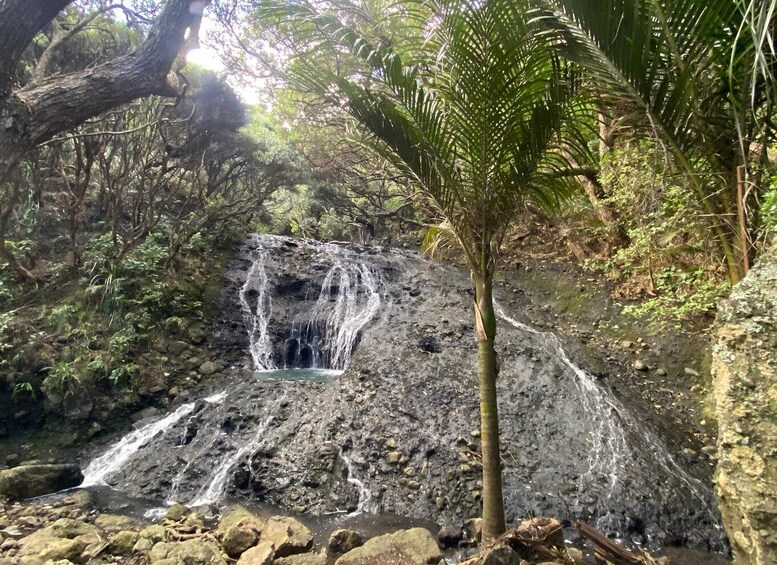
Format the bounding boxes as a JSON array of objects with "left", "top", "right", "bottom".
[
  {"left": 712, "top": 244, "right": 777, "bottom": 564},
  {"left": 82, "top": 234, "right": 726, "bottom": 552},
  {"left": 0, "top": 464, "right": 83, "bottom": 501}
]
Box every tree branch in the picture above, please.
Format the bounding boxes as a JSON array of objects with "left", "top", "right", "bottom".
[
  {"left": 0, "top": 0, "right": 211, "bottom": 182},
  {"left": 0, "top": 0, "right": 74, "bottom": 96}
]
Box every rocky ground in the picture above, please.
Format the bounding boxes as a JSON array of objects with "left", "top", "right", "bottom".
[{"left": 0, "top": 488, "right": 594, "bottom": 565}]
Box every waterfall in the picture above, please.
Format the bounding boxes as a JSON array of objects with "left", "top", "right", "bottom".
[
  {"left": 187, "top": 414, "right": 275, "bottom": 507},
  {"left": 340, "top": 449, "right": 373, "bottom": 516},
  {"left": 81, "top": 391, "right": 227, "bottom": 487},
  {"left": 240, "top": 246, "right": 275, "bottom": 371},
  {"left": 241, "top": 237, "right": 383, "bottom": 372},
  {"left": 494, "top": 302, "right": 720, "bottom": 529},
  {"left": 284, "top": 256, "right": 382, "bottom": 371}
]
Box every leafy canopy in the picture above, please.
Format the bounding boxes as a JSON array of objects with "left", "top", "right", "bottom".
[{"left": 262, "top": 0, "right": 592, "bottom": 272}]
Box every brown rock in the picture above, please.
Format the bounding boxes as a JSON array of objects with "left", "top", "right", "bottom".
[
  {"left": 222, "top": 517, "right": 261, "bottom": 558},
  {"left": 261, "top": 516, "right": 313, "bottom": 558},
  {"left": 237, "top": 541, "right": 275, "bottom": 565},
  {"left": 328, "top": 529, "right": 364, "bottom": 554},
  {"left": 336, "top": 528, "right": 442, "bottom": 565}
]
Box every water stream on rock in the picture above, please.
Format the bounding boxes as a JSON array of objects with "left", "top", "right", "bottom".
[
  {"left": 494, "top": 302, "right": 721, "bottom": 533},
  {"left": 81, "top": 391, "right": 228, "bottom": 487}
]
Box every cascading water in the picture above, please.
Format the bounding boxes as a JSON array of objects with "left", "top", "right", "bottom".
[
  {"left": 188, "top": 413, "right": 276, "bottom": 507},
  {"left": 340, "top": 449, "right": 373, "bottom": 516},
  {"left": 285, "top": 262, "right": 382, "bottom": 371},
  {"left": 75, "top": 236, "right": 724, "bottom": 552},
  {"left": 240, "top": 245, "right": 275, "bottom": 371},
  {"left": 81, "top": 391, "right": 227, "bottom": 487},
  {"left": 239, "top": 235, "right": 383, "bottom": 372},
  {"left": 494, "top": 301, "right": 721, "bottom": 534}
]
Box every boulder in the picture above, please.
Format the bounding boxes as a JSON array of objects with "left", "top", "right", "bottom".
[
  {"left": 465, "top": 518, "right": 483, "bottom": 543},
  {"left": 328, "top": 529, "right": 363, "bottom": 554},
  {"left": 275, "top": 551, "right": 328, "bottom": 565},
  {"left": 94, "top": 513, "right": 142, "bottom": 533},
  {"left": 165, "top": 503, "right": 190, "bottom": 522},
  {"left": 168, "top": 340, "right": 189, "bottom": 356},
  {"left": 217, "top": 506, "right": 265, "bottom": 534},
  {"left": 260, "top": 516, "right": 313, "bottom": 558},
  {"left": 133, "top": 537, "right": 155, "bottom": 553},
  {"left": 109, "top": 530, "right": 139, "bottom": 555},
  {"left": 481, "top": 543, "right": 522, "bottom": 565},
  {"left": 140, "top": 525, "right": 168, "bottom": 543},
  {"left": 237, "top": 541, "right": 274, "bottom": 565},
  {"left": 199, "top": 361, "right": 220, "bottom": 376},
  {"left": 0, "top": 464, "right": 83, "bottom": 501},
  {"left": 149, "top": 538, "right": 227, "bottom": 564},
  {"left": 713, "top": 242, "right": 777, "bottom": 565},
  {"left": 222, "top": 517, "right": 261, "bottom": 558},
  {"left": 436, "top": 524, "right": 463, "bottom": 549},
  {"left": 335, "top": 528, "right": 442, "bottom": 565},
  {"left": 16, "top": 518, "right": 101, "bottom": 563}
]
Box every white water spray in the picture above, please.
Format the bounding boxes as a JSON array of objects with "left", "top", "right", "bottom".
[
  {"left": 340, "top": 449, "right": 372, "bottom": 516},
  {"left": 81, "top": 391, "right": 227, "bottom": 487},
  {"left": 286, "top": 256, "right": 382, "bottom": 371},
  {"left": 240, "top": 247, "right": 275, "bottom": 370},
  {"left": 187, "top": 412, "right": 275, "bottom": 507}
]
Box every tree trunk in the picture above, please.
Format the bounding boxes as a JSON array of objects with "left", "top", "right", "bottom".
[{"left": 473, "top": 270, "right": 506, "bottom": 542}]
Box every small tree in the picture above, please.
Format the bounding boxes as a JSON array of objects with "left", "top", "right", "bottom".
[{"left": 267, "top": 0, "right": 592, "bottom": 540}]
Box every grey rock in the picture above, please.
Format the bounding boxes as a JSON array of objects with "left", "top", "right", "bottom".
[{"left": 0, "top": 464, "right": 83, "bottom": 501}]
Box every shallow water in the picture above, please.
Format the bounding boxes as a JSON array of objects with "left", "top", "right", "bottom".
[{"left": 252, "top": 368, "right": 343, "bottom": 382}]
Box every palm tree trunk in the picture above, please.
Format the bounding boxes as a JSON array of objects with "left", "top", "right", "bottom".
[{"left": 473, "top": 270, "right": 506, "bottom": 542}]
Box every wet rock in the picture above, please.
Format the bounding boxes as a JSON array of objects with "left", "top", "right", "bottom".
[
  {"left": 261, "top": 516, "right": 313, "bottom": 558},
  {"left": 0, "top": 464, "right": 83, "bottom": 501},
  {"left": 335, "top": 528, "right": 442, "bottom": 564},
  {"left": 222, "top": 517, "right": 261, "bottom": 558},
  {"left": 164, "top": 503, "right": 190, "bottom": 522},
  {"left": 436, "top": 524, "right": 464, "bottom": 549},
  {"left": 237, "top": 541, "right": 274, "bottom": 565},
  {"left": 328, "top": 529, "right": 363, "bottom": 554},
  {"left": 16, "top": 518, "right": 101, "bottom": 563},
  {"left": 149, "top": 539, "right": 227, "bottom": 564}
]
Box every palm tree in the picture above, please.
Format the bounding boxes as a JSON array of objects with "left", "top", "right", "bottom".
[
  {"left": 537, "top": 0, "right": 776, "bottom": 283},
  {"left": 263, "top": 0, "right": 592, "bottom": 540}
]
